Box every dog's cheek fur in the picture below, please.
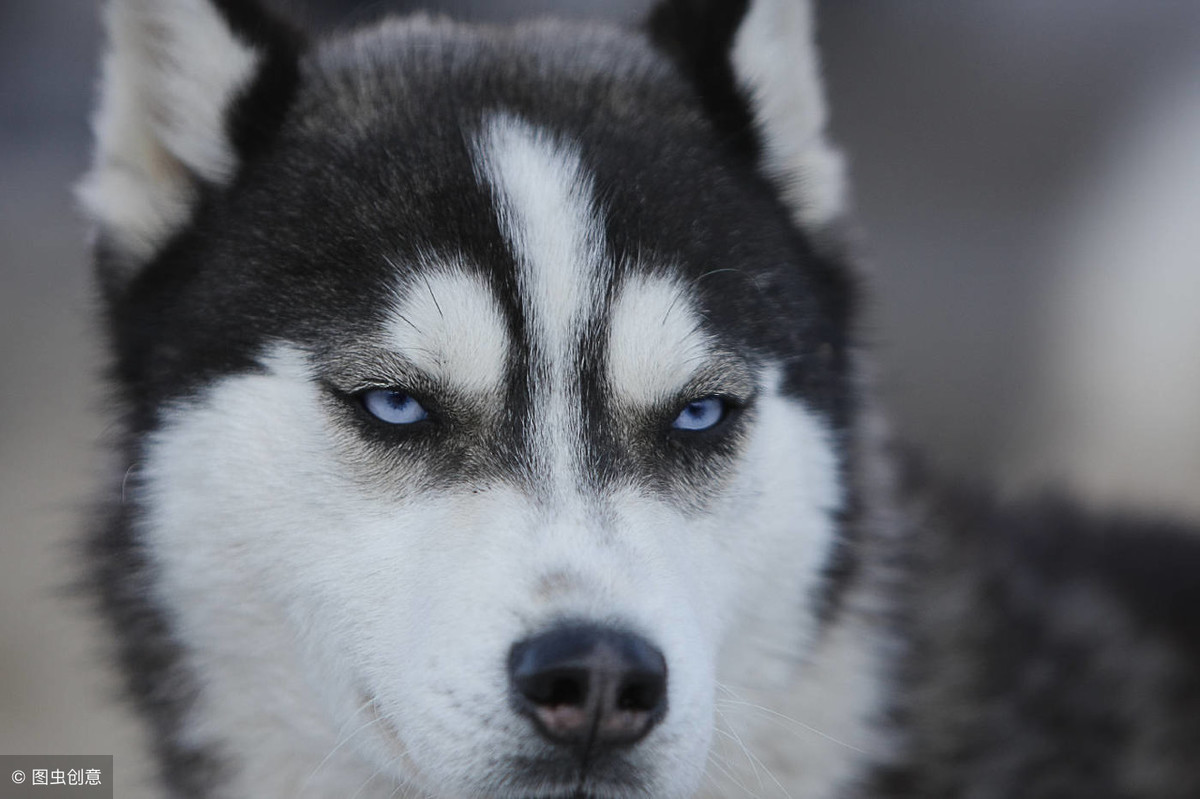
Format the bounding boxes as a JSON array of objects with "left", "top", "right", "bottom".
[
  {"left": 136, "top": 347, "right": 379, "bottom": 795},
  {"left": 713, "top": 370, "right": 843, "bottom": 683},
  {"left": 700, "top": 373, "right": 886, "bottom": 796}
]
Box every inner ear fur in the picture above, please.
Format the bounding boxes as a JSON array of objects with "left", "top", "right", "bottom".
[
  {"left": 78, "top": 0, "right": 303, "bottom": 295},
  {"left": 648, "top": 0, "right": 847, "bottom": 239}
]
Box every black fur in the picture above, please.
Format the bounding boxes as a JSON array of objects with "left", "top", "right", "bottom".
[
  {"left": 869, "top": 480, "right": 1200, "bottom": 799},
  {"left": 91, "top": 502, "right": 224, "bottom": 797},
  {"left": 646, "top": 0, "right": 759, "bottom": 164},
  {"left": 210, "top": 0, "right": 307, "bottom": 168}
]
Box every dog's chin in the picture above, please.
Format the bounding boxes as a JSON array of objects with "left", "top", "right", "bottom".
[
  {"left": 497, "top": 752, "right": 656, "bottom": 799},
  {"left": 407, "top": 747, "right": 660, "bottom": 799},
  {"left": 353, "top": 692, "right": 667, "bottom": 799}
]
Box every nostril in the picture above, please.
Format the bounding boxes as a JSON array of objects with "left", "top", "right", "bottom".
[
  {"left": 516, "top": 668, "right": 589, "bottom": 708},
  {"left": 617, "top": 672, "right": 665, "bottom": 712}
]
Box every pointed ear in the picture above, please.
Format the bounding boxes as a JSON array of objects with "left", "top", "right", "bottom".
[
  {"left": 648, "top": 0, "right": 846, "bottom": 240},
  {"left": 78, "top": 0, "right": 302, "bottom": 291}
]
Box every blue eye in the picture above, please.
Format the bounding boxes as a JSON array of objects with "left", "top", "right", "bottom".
[
  {"left": 361, "top": 389, "right": 429, "bottom": 425},
  {"left": 672, "top": 396, "right": 728, "bottom": 431}
]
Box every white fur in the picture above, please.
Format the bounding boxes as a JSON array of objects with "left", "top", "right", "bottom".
[
  {"left": 731, "top": 0, "right": 847, "bottom": 234},
  {"left": 474, "top": 115, "right": 608, "bottom": 362},
  {"left": 138, "top": 348, "right": 390, "bottom": 798},
  {"left": 607, "top": 273, "right": 714, "bottom": 406},
  {"left": 706, "top": 609, "right": 889, "bottom": 798},
  {"left": 385, "top": 259, "right": 511, "bottom": 397},
  {"left": 78, "top": 0, "right": 261, "bottom": 265}
]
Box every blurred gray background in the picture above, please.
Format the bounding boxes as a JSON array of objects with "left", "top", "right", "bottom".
[{"left": 3, "top": 1, "right": 1199, "bottom": 795}]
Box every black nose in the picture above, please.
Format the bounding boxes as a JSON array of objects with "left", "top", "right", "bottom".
[{"left": 509, "top": 625, "right": 668, "bottom": 750}]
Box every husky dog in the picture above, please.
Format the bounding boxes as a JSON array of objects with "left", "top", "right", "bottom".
[{"left": 80, "top": 0, "right": 1200, "bottom": 797}]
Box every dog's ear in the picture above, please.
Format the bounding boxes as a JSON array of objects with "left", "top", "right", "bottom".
[
  {"left": 78, "top": 0, "right": 303, "bottom": 294},
  {"left": 648, "top": 0, "right": 846, "bottom": 239}
]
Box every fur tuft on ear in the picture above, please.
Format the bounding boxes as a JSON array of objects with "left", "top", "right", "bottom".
[
  {"left": 78, "top": 0, "right": 301, "bottom": 285},
  {"left": 649, "top": 0, "right": 847, "bottom": 238}
]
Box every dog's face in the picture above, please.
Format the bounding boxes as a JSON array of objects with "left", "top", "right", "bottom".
[{"left": 84, "top": 1, "right": 856, "bottom": 796}]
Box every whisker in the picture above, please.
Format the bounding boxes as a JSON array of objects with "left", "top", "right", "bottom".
[
  {"left": 421, "top": 273, "right": 445, "bottom": 320},
  {"left": 713, "top": 724, "right": 794, "bottom": 799},
  {"left": 715, "top": 697, "right": 867, "bottom": 755},
  {"left": 715, "top": 698, "right": 796, "bottom": 799},
  {"left": 713, "top": 706, "right": 764, "bottom": 790},
  {"left": 348, "top": 755, "right": 392, "bottom": 799},
  {"left": 704, "top": 747, "right": 765, "bottom": 799},
  {"left": 299, "top": 698, "right": 382, "bottom": 796},
  {"left": 121, "top": 462, "right": 141, "bottom": 504}
]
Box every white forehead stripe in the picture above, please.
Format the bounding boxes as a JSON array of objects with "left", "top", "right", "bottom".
[
  {"left": 474, "top": 114, "right": 610, "bottom": 484},
  {"left": 385, "top": 264, "right": 509, "bottom": 395},
  {"left": 608, "top": 273, "right": 713, "bottom": 405},
  {"left": 474, "top": 114, "right": 608, "bottom": 363}
]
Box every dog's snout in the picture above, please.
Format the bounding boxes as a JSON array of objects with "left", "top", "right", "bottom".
[{"left": 509, "top": 625, "right": 667, "bottom": 750}]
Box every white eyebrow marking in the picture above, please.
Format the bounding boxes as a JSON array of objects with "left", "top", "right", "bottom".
[
  {"left": 608, "top": 272, "right": 714, "bottom": 406},
  {"left": 384, "top": 259, "right": 509, "bottom": 395}
]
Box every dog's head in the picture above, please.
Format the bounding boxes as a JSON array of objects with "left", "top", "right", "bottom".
[{"left": 83, "top": 1, "right": 861, "bottom": 795}]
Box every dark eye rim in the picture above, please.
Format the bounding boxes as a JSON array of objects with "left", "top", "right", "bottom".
[{"left": 665, "top": 393, "right": 745, "bottom": 439}]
